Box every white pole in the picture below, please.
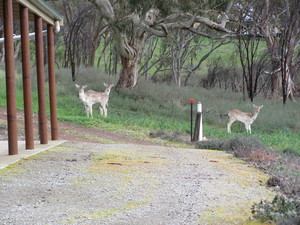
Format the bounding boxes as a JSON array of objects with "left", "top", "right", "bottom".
[
  {"left": 0, "top": 30, "right": 47, "bottom": 44},
  {"left": 197, "top": 102, "right": 203, "bottom": 141}
]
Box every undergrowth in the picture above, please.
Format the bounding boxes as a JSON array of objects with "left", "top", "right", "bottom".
[{"left": 196, "top": 135, "right": 300, "bottom": 224}]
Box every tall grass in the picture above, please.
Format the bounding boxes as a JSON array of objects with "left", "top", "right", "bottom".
[{"left": 0, "top": 67, "right": 299, "bottom": 152}]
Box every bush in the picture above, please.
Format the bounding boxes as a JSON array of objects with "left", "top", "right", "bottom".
[
  {"left": 195, "top": 139, "right": 226, "bottom": 150},
  {"left": 283, "top": 148, "right": 300, "bottom": 157},
  {"left": 251, "top": 195, "right": 300, "bottom": 224},
  {"left": 196, "top": 135, "right": 267, "bottom": 157},
  {"left": 149, "top": 130, "right": 188, "bottom": 143}
]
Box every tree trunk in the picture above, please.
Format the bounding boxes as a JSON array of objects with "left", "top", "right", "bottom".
[
  {"left": 87, "top": 48, "right": 96, "bottom": 67},
  {"left": 270, "top": 58, "right": 281, "bottom": 97},
  {"left": 116, "top": 57, "right": 138, "bottom": 88}
]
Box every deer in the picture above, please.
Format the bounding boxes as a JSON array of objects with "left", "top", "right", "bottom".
[
  {"left": 227, "top": 104, "right": 264, "bottom": 134},
  {"left": 75, "top": 83, "right": 114, "bottom": 118}
]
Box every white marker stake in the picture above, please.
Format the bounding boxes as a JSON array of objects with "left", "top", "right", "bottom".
[{"left": 197, "top": 102, "right": 203, "bottom": 141}]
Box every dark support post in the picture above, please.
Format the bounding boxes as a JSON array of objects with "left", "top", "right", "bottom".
[
  {"left": 47, "top": 24, "right": 58, "bottom": 140},
  {"left": 4, "top": 0, "right": 18, "bottom": 155},
  {"left": 189, "top": 99, "right": 194, "bottom": 142},
  {"left": 35, "top": 15, "right": 48, "bottom": 144},
  {"left": 20, "top": 5, "right": 34, "bottom": 149}
]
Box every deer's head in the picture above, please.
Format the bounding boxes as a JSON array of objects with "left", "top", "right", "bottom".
[
  {"left": 75, "top": 84, "right": 87, "bottom": 93},
  {"left": 253, "top": 104, "right": 264, "bottom": 113},
  {"left": 103, "top": 83, "right": 114, "bottom": 95}
]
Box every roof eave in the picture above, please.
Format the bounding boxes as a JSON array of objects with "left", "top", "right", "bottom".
[{"left": 17, "top": 0, "right": 63, "bottom": 26}]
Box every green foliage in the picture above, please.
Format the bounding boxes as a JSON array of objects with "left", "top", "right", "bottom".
[{"left": 251, "top": 195, "right": 300, "bottom": 224}]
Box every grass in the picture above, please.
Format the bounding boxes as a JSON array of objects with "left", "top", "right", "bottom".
[{"left": 0, "top": 67, "right": 299, "bottom": 153}]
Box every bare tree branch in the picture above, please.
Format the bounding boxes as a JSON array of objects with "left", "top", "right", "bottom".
[{"left": 87, "top": 0, "right": 115, "bottom": 20}]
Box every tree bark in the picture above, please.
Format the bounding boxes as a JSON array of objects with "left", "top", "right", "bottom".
[{"left": 117, "top": 57, "right": 139, "bottom": 88}]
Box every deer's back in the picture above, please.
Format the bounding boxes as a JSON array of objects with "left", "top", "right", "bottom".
[
  {"left": 228, "top": 109, "right": 253, "bottom": 121},
  {"left": 85, "top": 90, "right": 108, "bottom": 105}
]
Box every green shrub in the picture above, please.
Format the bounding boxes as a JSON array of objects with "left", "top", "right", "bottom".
[
  {"left": 149, "top": 130, "right": 187, "bottom": 143},
  {"left": 283, "top": 148, "right": 300, "bottom": 157},
  {"left": 196, "top": 135, "right": 266, "bottom": 153},
  {"left": 195, "top": 139, "right": 225, "bottom": 150},
  {"left": 251, "top": 195, "right": 300, "bottom": 224}
]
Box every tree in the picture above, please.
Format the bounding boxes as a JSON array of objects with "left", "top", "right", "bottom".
[
  {"left": 233, "top": 0, "right": 299, "bottom": 102},
  {"left": 277, "top": 0, "right": 299, "bottom": 103},
  {"left": 258, "top": 0, "right": 299, "bottom": 101},
  {"left": 87, "top": 0, "right": 235, "bottom": 88},
  {"left": 236, "top": 35, "right": 270, "bottom": 101},
  {"left": 234, "top": 1, "right": 271, "bottom": 102},
  {"left": 46, "top": 0, "right": 109, "bottom": 80}
]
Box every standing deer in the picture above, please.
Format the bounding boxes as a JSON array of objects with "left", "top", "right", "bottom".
[
  {"left": 227, "top": 104, "right": 264, "bottom": 134},
  {"left": 75, "top": 83, "right": 114, "bottom": 118}
]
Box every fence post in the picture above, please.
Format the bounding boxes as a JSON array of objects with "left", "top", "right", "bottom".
[
  {"left": 189, "top": 99, "right": 194, "bottom": 142},
  {"left": 193, "top": 102, "right": 203, "bottom": 142}
]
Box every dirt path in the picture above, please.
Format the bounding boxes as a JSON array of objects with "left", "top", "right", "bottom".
[
  {"left": 0, "top": 107, "right": 166, "bottom": 145},
  {"left": 0, "top": 141, "right": 274, "bottom": 224}
]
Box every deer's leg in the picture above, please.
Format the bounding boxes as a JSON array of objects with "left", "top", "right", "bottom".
[
  {"left": 244, "top": 123, "right": 249, "bottom": 133},
  {"left": 103, "top": 105, "right": 107, "bottom": 117},
  {"left": 244, "top": 123, "right": 251, "bottom": 133},
  {"left": 84, "top": 104, "right": 89, "bottom": 117},
  {"left": 88, "top": 104, "right": 93, "bottom": 118},
  {"left": 99, "top": 105, "right": 104, "bottom": 116}
]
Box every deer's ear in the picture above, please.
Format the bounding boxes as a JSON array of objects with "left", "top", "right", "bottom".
[
  {"left": 75, "top": 84, "right": 79, "bottom": 88},
  {"left": 260, "top": 105, "right": 264, "bottom": 109},
  {"left": 104, "top": 83, "right": 108, "bottom": 87},
  {"left": 83, "top": 85, "right": 87, "bottom": 88},
  {"left": 253, "top": 104, "right": 257, "bottom": 108},
  {"left": 111, "top": 84, "right": 115, "bottom": 87}
]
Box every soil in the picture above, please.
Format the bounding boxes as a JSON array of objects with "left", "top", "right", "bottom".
[
  {"left": 0, "top": 107, "right": 164, "bottom": 146},
  {"left": 0, "top": 108, "right": 275, "bottom": 224}
]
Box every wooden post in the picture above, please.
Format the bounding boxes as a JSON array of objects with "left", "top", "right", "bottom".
[
  {"left": 4, "top": 0, "right": 18, "bottom": 155},
  {"left": 20, "top": 4, "right": 34, "bottom": 149},
  {"left": 35, "top": 15, "right": 48, "bottom": 144},
  {"left": 47, "top": 24, "right": 58, "bottom": 140}
]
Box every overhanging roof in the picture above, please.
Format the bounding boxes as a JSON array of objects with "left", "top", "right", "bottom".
[{"left": 0, "top": 0, "right": 63, "bottom": 26}]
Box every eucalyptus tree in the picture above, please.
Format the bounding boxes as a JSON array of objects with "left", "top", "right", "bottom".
[
  {"left": 259, "top": 0, "right": 299, "bottom": 102},
  {"left": 88, "top": 0, "right": 235, "bottom": 88},
  {"left": 150, "top": 31, "right": 230, "bottom": 87},
  {"left": 234, "top": 1, "right": 271, "bottom": 102},
  {"left": 240, "top": 0, "right": 300, "bottom": 101},
  {"left": 46, "top": 0, "right": 109, "bottom": 80}
]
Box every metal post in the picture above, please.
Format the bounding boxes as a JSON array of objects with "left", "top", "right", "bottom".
[
  {"left": 190, "top": 99, "right": 194, "bottom": 142},
  {"left": 35, "top": 15, "right": 48, "bottom": 144},
  {"left": 4, "top": 0, "right": 18, "bottom": 155},
  {"left": 20, "top": 4, "right": 34, "bottom": 149},
  {"left": 47, "top": 24, "right": 58, "bottom": 140}
]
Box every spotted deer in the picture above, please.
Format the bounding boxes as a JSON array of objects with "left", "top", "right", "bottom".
[
  {"left": 75, "top": 83, "right": 114, "bottom": 118},
  {"left": 227, "top": 104, "right": 264, "bottom": 134}
]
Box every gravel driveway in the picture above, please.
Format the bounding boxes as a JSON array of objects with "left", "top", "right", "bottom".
[{"left": 0, "top": 141, "right": 274, "bottom": 224}]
